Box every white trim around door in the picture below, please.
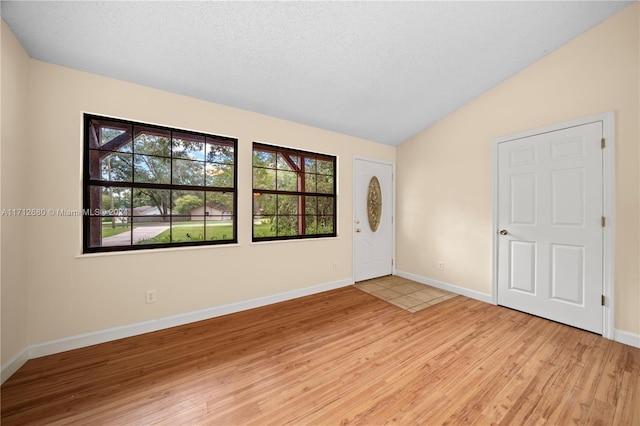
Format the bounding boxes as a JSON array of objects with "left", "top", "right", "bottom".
[{"left": 491, "top": 112, "right": 615, "bottom": 339}]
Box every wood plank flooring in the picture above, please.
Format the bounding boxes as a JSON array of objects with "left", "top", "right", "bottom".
[{"left": 2, "top": 285, "right": 639, "bottom": 425}]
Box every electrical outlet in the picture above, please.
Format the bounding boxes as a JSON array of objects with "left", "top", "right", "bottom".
[
  {"left": 438, "top": 261, "right": 445, "bottom": 271},
  {"left": 145, "top": 289, "right": 157, "bottom": 304}
]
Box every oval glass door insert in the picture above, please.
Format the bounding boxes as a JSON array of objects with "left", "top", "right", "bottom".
[{"left": 367, "top": 176, "right": 382, "bottom": 232}]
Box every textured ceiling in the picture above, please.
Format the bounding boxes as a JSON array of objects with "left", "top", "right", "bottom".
[{"left": 1, "top": 1, "right": 633, "bottom": 145}]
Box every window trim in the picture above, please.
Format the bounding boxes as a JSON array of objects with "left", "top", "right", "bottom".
[
  {"left": 252, "top": 142, "right": 337, "bottom": 242},
  {"left": 83, "top": 114, "right": 238, "bottom": 253}
]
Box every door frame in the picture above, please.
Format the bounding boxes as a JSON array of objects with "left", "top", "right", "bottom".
[
  {"left": 491, "top": 112, "right": 615, "bottom": 339},
  {"left": 352, "top": 156, "right": 396, "bottom": 282}
]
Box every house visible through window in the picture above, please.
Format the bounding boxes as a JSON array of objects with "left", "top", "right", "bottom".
[
  {"left": 252, "top": 143, "right": 336, "bottom": 241},
  {"left": 83, "top": 114, "right": 237, "bottom": 253}
]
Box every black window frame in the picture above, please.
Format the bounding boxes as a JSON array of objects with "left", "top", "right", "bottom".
[
  {"left": 83, "top": 114, "right": 237, "bottom": 253},
  {"left": 252, "top": 142, "right": 337, "bottom": 242}
]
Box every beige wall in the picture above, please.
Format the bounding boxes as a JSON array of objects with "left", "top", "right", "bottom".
[
  {"left": 1, "top": 21, "right": 31, "bottom": 366},
  {"left": 397, "top": 4, "right": 639, "bottom": 334},
  {"left": 22, "top": 60, "right": 394, "bottom": 345}
]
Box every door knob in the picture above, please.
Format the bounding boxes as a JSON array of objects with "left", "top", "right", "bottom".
[
  {"left": 355, "top": 228, "right": 361, "bottom": 233},
  {"left": 499, "top": 229, "right": 508, "bottom": 235}
]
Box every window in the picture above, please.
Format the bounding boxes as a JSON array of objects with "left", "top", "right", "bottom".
[
  {"left": 83, "top": 114, "right": 237, "bottom": 253},
  {"left": 252, "top": 143, "right": 336, "bottom": 241}
]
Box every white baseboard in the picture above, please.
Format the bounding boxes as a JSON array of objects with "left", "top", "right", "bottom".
[
  {"left": 8, "top": 274, "right": 636, "bottom": 383},
  {"left": 1, "top": 347, "right": 29, "bottom": 384},
  {"left": 28, "top": 278, "right": 353, "bottom": 360},
  {"left": 614, "top": 328, "right": 640, "bottom": 349},
  {"left": 394, "top": 270, "right": 493, "bottom": 304}
]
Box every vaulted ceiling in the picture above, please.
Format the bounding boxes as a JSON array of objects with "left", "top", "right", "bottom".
[{"left": 1, "top": 1, "right": 633, "bottom": 145}]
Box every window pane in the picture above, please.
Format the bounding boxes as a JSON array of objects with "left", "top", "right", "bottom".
[
  {"left": 100, "top": 138, "right": 133, "bottom": 154},
  {"left": 305, "top": 215, "right": 317, "bottom": 234},
  {"left": 317, "top": 159, "right": 334, "bottom": 175},
  {"left": 304, "top": 157, "right": 317, "bottom": 173},
  {"left": 317, "top": 174, "right": 334, "bottom": 194},
  {"left": 253, "top": 218, "right": 276, "bottom": 238},
  {"left": 206, "top": 191, "right": 234, "bottom": 214},
  {"left": 277, "top": 215, "right": 298, "bottom": 236},
  {"left": 206, "top": 163, "right": 234, "bottom": 188},
  {"left": 207, "top": 142, "right": 234, "bottom": 164},
  {"left": 304, "top": 173, "right": 317, "bottom": 193},
  {"left": 100, "top": 127, "right": 126, "bottom": 145},
  {"left": 115, "top": 142, "right": 133, "bottom": 153},
  {"left": 254, "top": 193, "right": 276, "bottom": 215},
  {"left": 132, "top": 188, "right": 171, "bottom": 218},
  {"left": 317, "top": 196, "right": 334, "bottom": 215},
  {"left": 253, "top": 150, "right": 276, "bottom": 168},
  {"left": 277, "top": 194, "right": 298, "bottom": 216},
  {"left": 277, "top": 170, "right": 298, "bottom": 192},
  {"left": 136, "top": 226, "right": 170, "bottom": 245},
  {"left": 96, "top": 152, "right": 133, "bottom": 182},
  {"left": 134, "top": 128, "right": 171, "bottom": 156},
  {"left": 173, "top": 134, "right": 205, "bottom": 161},
  {"left": 305, "top": 196, "right": 317, "bottom": 215},
  {"left": 173, "top": 159, "right": 205, "bottom": 186},
  {"left": 134, "top": 155, "right": 171, "bottom": 184},
  {"left": 93, "top": 186, "right": 131, "bottom": 215},
  {"left": 100, "top": 126, "right": 132, "bottom": 153},
  {"left": 205, "top": 215, "right": 234, "bottom": 241},
  {"left": 253, "top": 167, "right": 275, "bottom": 190},
  {"left": 172, "top": 191, "right": 204, "bottom": 221},
  {"left": 171, "top": 219, "right": 205, "bottom": 243},
  {"left": 318, "top": 216, "right": 334, "bottom": 234},
  {"left": 277, "top": 153, "right": 299, "bottom": 171},
  {"left": 87, "top": 186, "right": 130, "bottom": 218},
  {"left": 100, "top": 216, "right": 132, "bottom": 246}
]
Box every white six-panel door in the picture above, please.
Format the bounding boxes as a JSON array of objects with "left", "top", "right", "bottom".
[{"left": 497, "top": 121, "right": 603, "bottom": 334}]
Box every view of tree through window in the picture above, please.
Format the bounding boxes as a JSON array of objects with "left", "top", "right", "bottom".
[
  {"left": 84, "top": 115, "right": 237, "bottom": 253},
  {"left": 253, "top": 143, "right": 336, "bottom": 241}
]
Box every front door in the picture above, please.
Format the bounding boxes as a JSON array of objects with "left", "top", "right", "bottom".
[
  {"left": 497, "top": 121, "right": 603, "bottom": 333},
  {"left": 354, "top": 158, "right": 393, "bottom": 282}
]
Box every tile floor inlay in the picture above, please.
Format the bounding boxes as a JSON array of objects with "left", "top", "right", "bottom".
[{"left": 354, "top": 275, "right": 458, "bottom": 313}]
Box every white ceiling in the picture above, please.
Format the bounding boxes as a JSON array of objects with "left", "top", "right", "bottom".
[{"left": 1, "top": 1, "right": 633, "bottom": 145}]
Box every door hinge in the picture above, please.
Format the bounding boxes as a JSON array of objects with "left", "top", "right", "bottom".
[
  {"left": 391, "top": 259, "right": 394, "bottom": 266},
  {"left": 601, "top": 216, "right": 606, "bottom": 227},
  {"left": 601, "top": 295, "right": 606, "bottom": 306},
  {"left": 601, "top": 138, "right": 606, "bottom": 149}
]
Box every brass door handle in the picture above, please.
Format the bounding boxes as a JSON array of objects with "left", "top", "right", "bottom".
[
  {"left": 355, "top": 228, "right": 361, "bottom": 233},
  {"left": 499, "top": 229, "right": 508, "bottom": 235}
]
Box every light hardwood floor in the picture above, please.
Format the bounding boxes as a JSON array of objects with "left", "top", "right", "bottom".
[{"left": 2, "top": 284, "right": 639, "bottom": 425}]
